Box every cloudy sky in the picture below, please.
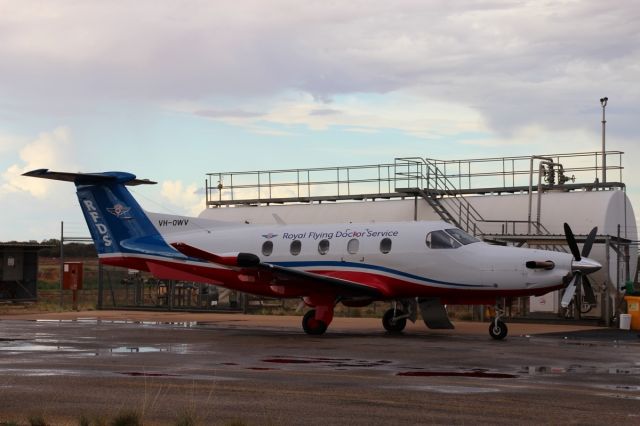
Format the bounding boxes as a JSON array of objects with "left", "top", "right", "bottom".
[{"left": 1, "top": 0, "right": 638, "bottom": 241}]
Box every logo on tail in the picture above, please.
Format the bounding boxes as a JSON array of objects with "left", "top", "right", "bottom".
[{"left": 107, "top": 203, "right": 132, "bottom": 218}]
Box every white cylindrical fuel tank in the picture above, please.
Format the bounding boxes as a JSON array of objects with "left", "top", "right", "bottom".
[{"left": 468, "top": 189, "right": 637, "bottom": 290}]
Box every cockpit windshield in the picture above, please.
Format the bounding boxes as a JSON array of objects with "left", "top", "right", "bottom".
[{"left": 426, "top": 228, "right": 480, "bottom": 249}]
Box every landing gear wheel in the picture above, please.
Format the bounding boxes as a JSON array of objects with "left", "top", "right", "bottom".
[
  {"left": 489, "top": 319, "right": 508, "bottom": 340},
  {"left": 382, "top": 308, "right": 407, "bottom": 333},
  {"left": 302, "top": 310, "right": 328, "bottom": 335}
]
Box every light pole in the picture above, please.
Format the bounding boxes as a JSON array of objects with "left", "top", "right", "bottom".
[{"left": 600, "top": 97, "right": 608, "bottom": 183}]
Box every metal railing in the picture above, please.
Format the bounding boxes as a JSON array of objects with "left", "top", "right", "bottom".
[
  {"left": 205, "top": 151, "right": 625, "bottom": 238},
  {"left": 206, "top": 163, "right": 397, "bottom": 206},
  {"left": 413, "top": 151, "right": 624, "bottom": 192},
  {"left": 207, "top": 151, "right": 624, "bottom": 207}
]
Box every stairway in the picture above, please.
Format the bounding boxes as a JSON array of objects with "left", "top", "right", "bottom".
[{"left": 397, "top": 188, "right": 462, "bottom": 229}]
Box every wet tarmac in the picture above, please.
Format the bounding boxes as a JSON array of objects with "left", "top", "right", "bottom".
[{"left": 0, "top": 312, "right": 639, "bottom": 425}]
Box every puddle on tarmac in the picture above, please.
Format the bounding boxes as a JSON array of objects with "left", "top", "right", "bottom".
[
  {"left": 262, "top": 356, "right": 392, "bottom": 368},
  {"left": 397, "top": 370, "right": 517, "bottom": 379},
  {"left": 522, "top": 365, "right": 640, "bottom": 375},
  {"left": 0, "top": 342, "right": 83, "bottom": 352},
  {"left": 0, "top": 368, "right": 83, "bottom": 377},
  {"left": 0, "top": 340, "right": 190, "bottom": 355},
  {"left": 118, "top": 371, "right": 180, "bottom": 377},
  {"left": 33, "top": 319, "right": 210, "bottom": 328},
  {"left": 104, "top": 344, "right": 191, "bottom": 355},
  {"left": 386, "top": 385, "right": 500, "bottom": 394},
  {"left": 597, "top": 392, "right": 640, "bottom": 401},
  {"left": 111, "top": 346, "right": 166, "bottom": 353},
  {"left": 598, "top": 385, "right": 640, "bottom": 391}
]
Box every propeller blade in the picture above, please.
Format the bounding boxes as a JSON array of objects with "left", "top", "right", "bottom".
[
  {"left": 561, "top": 276, "right": 579, "bottom": 308},
  {"left": 581, "top": 226, "right": 598, "bottom": 258},
  {"left": 563, "top": 223, "right": 581, "bottom": 261},
  {"left": 581, "top": 275, "right": 597, "bottom": 305}
]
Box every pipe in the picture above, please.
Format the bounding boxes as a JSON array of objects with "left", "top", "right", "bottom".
[{"left": 527, "top": 156, "right": 553, "bottom": 234}]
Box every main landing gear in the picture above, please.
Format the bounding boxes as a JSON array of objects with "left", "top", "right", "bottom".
[
  {"left": 301, "top": 295, "right": 335, "bottom": 335},
  {"left": 489, "top": 303, "right": 508, "bottom": 340},
  {"left": 302, "top": 309, "right": 328, "bottom": 335}
]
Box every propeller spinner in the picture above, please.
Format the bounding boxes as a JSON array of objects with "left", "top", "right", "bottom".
[{"left": 560, "top": 224, "right": 601, "bottom": 308}]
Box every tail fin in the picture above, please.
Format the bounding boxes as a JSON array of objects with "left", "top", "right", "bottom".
[{"left": 23, "top": 169, "right": 179, "bottom": 258}]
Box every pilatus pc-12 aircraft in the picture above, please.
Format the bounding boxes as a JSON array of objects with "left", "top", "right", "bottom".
[{"left": 25, "top": 169, "right": 602, "bottom": 339}]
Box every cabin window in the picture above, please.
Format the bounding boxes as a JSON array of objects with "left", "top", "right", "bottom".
[
  {"left": 426, "top": 230, "right": 461, "bottom": 249},
  {"left": 262, "top": 241, "right": 274, "bottom": 256},
  {"left": 318, "top": 239, "right": 330, "bottom": 255},
  {"left": 380, "top": 238, "right": 392, "bottom": 254},
  {"left": 347, "top": 238, "right": 359, "bottom": 254},
  {"left": 290, "top": 240, "right": 302, "bottom": 256}
]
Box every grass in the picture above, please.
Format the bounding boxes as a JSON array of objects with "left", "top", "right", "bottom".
[
  {"left": 27, "top": 414, "right": 48, "bottom": 426},
  {"left": 110, "top": 410, "right": 142, "bottom": 426},
  {"left": 174, "top": 410, "right": 197, "bottom": 426}
]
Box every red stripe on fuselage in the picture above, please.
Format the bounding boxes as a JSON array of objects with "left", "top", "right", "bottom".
[{"left": 99, "top": 255, "right": 563, "bottom": 303}]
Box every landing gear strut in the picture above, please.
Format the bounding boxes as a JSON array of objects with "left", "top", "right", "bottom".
[{"left": 489, "top": 303, "right": 508, "bottom": 340}]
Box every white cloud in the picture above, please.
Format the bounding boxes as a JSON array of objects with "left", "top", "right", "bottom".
[
  {"left": 0, "top": 1, "right": 639, "bottom": 238},
  {"left": 1, "top": 126, "right": 75, "bottom": 198},
  {"left": 160, "top": 180, "right": 204, "bottom": 217},
  {"left": 0, "top": 132, "right": 25, "bottom": 156},
  {"left": 0, "top": 126, "right": 84, "bottom": 241},
  {"left": 1, "top": 1, "right": 637, "bottom": 140},
  {"left": 183, "top": 91, "right": 487, "bottom": 139}
]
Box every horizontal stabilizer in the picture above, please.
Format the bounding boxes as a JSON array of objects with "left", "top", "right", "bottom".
[
  {"left": 120, "top": 236, "right": 186, "bottom": 258},
  {"left": 23, "top": 169, "right": 156, "bottom": 186}
]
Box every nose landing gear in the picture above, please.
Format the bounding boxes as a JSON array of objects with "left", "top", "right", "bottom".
[
  {"left": 489, "top": 303, "right": 508, "bottom": 340},
  {"left": 382, "top": 299, "right": 417, "bottom": 333},
  {"left": 382, "top": 308, "right": 408, "bottom": 332}
]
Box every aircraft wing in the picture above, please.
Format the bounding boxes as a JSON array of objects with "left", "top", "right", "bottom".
[
  {"left": 171, "top": 242, "right": 385, "bottom": 298},
  {"left": 259, "top": 263, "right": 386, "bottom": 298}
]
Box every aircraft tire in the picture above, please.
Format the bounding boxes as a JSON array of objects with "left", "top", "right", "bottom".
[
  {"left": 302, "top": 310, "right": 328, "bottom": 335},
  {"left": 489, "top": 319, "right": 508, "bottom": 340},
  {"left": 382, "top": 309, "right": 407, "bottom": 333}
]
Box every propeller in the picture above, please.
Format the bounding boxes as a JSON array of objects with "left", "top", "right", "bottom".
[{"left": 561, "top": 223, "right": 599, "bottom": 308}]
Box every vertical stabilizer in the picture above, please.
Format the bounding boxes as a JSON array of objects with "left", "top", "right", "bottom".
[{"left": 23, "top": 169, "right": 178, "bottom": 258}]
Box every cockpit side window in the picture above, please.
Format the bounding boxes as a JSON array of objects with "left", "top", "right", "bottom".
[
  {"left": 445, "top": 228, "right": 479, "bottom": 245},
  {"left": 426, "top": 230, "right": 461, "bottom": 249}
]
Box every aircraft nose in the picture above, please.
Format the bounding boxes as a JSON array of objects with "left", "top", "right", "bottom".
[{"left": 572, "top": 257, "right": 601, "bottom": 274}]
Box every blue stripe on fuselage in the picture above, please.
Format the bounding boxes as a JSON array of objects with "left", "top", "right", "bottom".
[{"left": 270, "top": 260, "right": 490, "bottom": 288}]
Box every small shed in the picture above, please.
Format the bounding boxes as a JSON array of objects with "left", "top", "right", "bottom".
[{"left": 0, "top": 243, "right": 43, "bottom": 302}]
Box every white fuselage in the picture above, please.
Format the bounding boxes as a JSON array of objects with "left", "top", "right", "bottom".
[{"left": 149, "top": 216, "right": 575, "bottom": 299}]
